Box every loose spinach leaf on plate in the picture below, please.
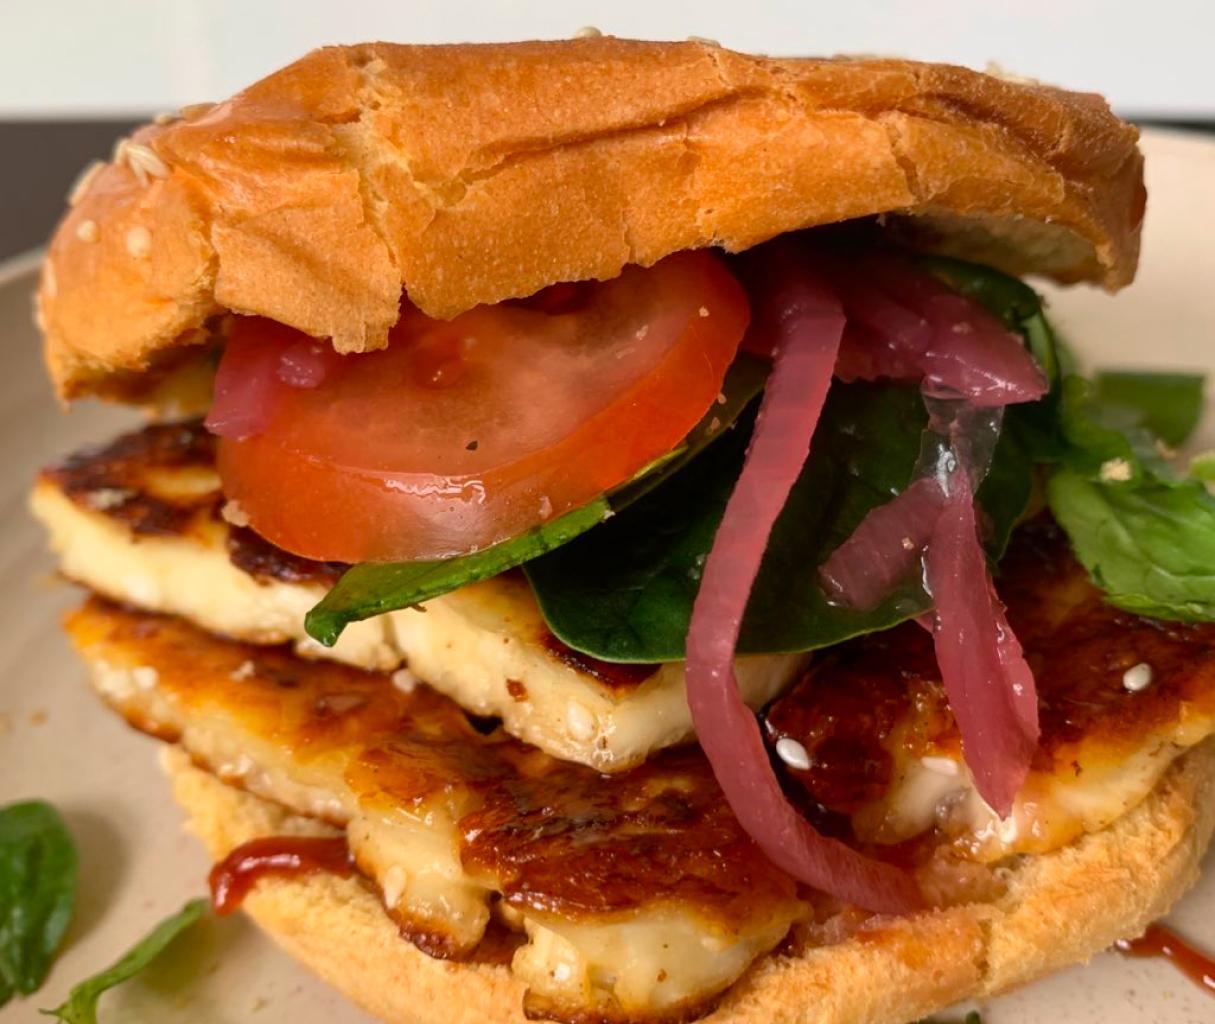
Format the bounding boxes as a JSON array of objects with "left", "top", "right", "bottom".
[
  {"left": 526, "top": 381, "right": 1034, "bottom": 661},
  {"left": 41, "top": 899, "right": 206, "bottom": 1024},
  {"left": 0, "top": 801, "right": 77, "bottom": 1006},
  {"left": 303, "top": 356, "right": 769, "bottom": 646}
]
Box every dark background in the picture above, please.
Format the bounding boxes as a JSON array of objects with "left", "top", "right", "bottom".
[{"left": 1, "top": 120, "right": 1212, "bottom": 263}]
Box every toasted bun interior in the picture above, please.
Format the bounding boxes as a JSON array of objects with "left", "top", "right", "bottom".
[
  {"left": 41, "top": 39, "right": 1144, "bottom": 400},
  {"left": 165, "top": 737, "right": 1214, "bottom": 1024}
]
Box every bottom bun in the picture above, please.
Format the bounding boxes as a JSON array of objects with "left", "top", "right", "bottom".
[{"left": 164, "top": 739, "right": 1215, "bottom": 1024}]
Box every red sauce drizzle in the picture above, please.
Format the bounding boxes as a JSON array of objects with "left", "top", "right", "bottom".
[
  {"left": 208, "top": 836, "right": 354, "bottom": 915},
  {"left": 1116, "top": 923, "right": 1215, "bottom": 996}
]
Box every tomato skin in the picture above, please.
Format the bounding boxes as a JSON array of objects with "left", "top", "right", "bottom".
[{"left": 215, "top": 252, "right": 749, "bottom": 563}]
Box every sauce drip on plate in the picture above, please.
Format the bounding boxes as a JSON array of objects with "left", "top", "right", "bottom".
[{"left": 1116, "top": 923, "right": 1215, "bottom": 996}]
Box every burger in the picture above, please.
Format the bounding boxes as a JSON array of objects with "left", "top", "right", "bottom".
[{"left": 30, "top": 36, "right": 1215, "bottom": 1024}]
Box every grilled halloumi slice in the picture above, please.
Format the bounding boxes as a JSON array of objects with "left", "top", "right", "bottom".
[
  {"left": 766, "top": 521, "right": 1215, "bottom": 864},
  {"left": 32, "top": 422, "right": 804, "bottom": 772},
  {"left": 67, "top": 597, "right": 804, "bottom": 1024}
]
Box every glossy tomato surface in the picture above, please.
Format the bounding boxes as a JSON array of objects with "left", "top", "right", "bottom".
[{"left": 213, "top": 251, "right": 749, "bottom": 562}]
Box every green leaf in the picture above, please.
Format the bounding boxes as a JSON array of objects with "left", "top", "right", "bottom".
[
  {"left": 526, "top": 382, "right": 1034, "bottom": 661},
  {"left": 1093, "top": 370, "right": 1204, "bottom": 447},
  {"left": 305, "top": 498, "right": 611, "bottom": 646},
  {"left": 41, "top": 899, "right": 206, "bottom": 1024},
  {"left": 303, "top": 356, "right": 769, "bottom": 646},
  {"left": 1048, "top": 469, "right": 1215, "bottom": 621},
  {"left": 0, "top": 801, "right": 77, "bottom": 1004}
]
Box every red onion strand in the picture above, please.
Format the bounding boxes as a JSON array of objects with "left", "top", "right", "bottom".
[{"left": 687, "top": 242, "right": 923, "bottom": 914}]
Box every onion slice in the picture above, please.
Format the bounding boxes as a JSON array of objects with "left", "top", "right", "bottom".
[
  {"left": 925, "top": 475, "right": 1039, "bottom": 816},
  {"left": 819, "top": 477, "right": 945, "bottom": 610},
  {"left": 686, "top": 242, "right": 923, "bottom": 914},
  {"left": 834, "top": 252, "right": 1048, "bottom": 407}
]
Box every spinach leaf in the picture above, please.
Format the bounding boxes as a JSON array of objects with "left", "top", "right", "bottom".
[
  {"left": 0, "top": 801, "right": 76, "bottom": 1005},
  {"left": 303, "top": 356, "right": 768, "bottom": 646},
  {"left": 41, "top": 899, "right": 206, "bottom": 1024},
  {"left": 1044, "top": 344, "right": 1215, "bottom": 622},
  {"left": 526, "top": 382, "right": 1033, "bottom": 661},
  {"left": 1048, "top": 469, "right": 1215, "bottom": 621},
  {"left": 306, "top": 499, "right": 611, "bottom": 645},
  {"left": 1093, "top": 370, "right": 1204, "bottom": 448},
  {"left": 525, "top": 254, "right": 1052, "bottom": 662}
]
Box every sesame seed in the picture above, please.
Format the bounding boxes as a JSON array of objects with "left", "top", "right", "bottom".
[
  {"left": 123, "top": 143, "right": 169, "bottom": 186},
  {"left": 538, "top": 495, "right": 553, "bottom": 519},
  {"left": 566, "top": 701, "right": 595, "bottom": 741},
  {"left": 715, "top": 392, "right": 727, "bottom": 405},
  {"left": 112, "top": 136, "right": 130, "bottom": 163},
  {"left": 921, "top": 755, "right": 959, "bottom": 776},
  {"left": 126, "top": 225, "right": 152, "bottom": 258},
  {"left": 1099, "top": 458, "right": 1133, "bottom": 482},
  {"left": 152, "top": 112, "right": 177, "bottom": 125},
  {"left": 901, "top": 536, "right": 916, "bottom": 551},
  {"left": 178, "top": 102, "right": 216, "bottom": 120},
  {"left": 775, "top": 737, "right": 811, "bottom": 771},
  {"left": 688, "top": 35, "right": 720, "bottom": 46},
  {"left": 698, "top": 306, "right": 710, "bottom": 317},
  {"left": 635, "top": 324, "right": 649, "bottom": 340},
  {"left": 76, "top": 219, "right": 99, "bottom": 243},
  {"left": 67, "top": 159, "right": 104, "bottom": 206},
  {"left": 574, "top": 26, "right": 603, "bottom": 38},
  {"left": 43, "top": 259, "right": 57, "bottom": 298},
  {"left": 707, "top": 416, "right": 722, "bottom": 433},
  {"left": 1123, "top": 662, "right": 1153, "bottom": 692},
  {"left": 391, "top": 667, "right": 419, "bottom": 694}
]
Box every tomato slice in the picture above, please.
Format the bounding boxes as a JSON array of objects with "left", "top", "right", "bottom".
[{"left": 213, "top": 251, "right": 749, "bottom": 563}]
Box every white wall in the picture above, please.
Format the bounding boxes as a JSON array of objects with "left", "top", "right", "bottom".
[{"left": 2, "top": 0, "right": 1211, "bottom": 119}]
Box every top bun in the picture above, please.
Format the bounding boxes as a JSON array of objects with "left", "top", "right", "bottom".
[{"left": 38, "top": 38, "right": 1145, "bottom": 400}]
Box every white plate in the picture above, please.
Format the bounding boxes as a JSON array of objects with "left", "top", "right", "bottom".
[{"left": 1, "top": 128, "right": 1213, "bottom": 1024}]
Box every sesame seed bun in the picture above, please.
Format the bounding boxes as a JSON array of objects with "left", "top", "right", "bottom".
[
  {"left": 163, "top": 736, "right": 1215, "bottom": 1024},
  {"left": 39, "top": 38, "right": 1144, "bottom": 400}
]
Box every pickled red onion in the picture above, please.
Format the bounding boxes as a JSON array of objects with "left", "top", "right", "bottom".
[
  {"left": 686, "top": 242, "right": 923, "bottom": 914},
  {"left": 834, "top": 252, "right": 1048, "bottom": 407},
  {"left": 819, "top": 477, "right": 945, "bottom": 610},
  {"left": 925, "top": 475, "right": 1039, "bottom": 815}
]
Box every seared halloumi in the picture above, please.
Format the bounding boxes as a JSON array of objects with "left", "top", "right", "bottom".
[
  {"left": 68, "top": 598, "right": 804, "bottom": 1024},
  {"left": 32, "top": 422, "right": 805, "bottom": 771},
  {"left": 766, "top": 521, "right": 1215, "bottom": 863}
]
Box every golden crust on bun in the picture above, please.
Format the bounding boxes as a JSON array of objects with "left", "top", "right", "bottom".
[{"left": 40, "top": 38, "right": 1144, "bottom": 399}]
